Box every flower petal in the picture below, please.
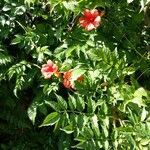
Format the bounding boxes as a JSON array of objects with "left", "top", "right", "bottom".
[
  {"left": 91, "top": 9, "right": 99, "bottom": 18},
  {"left": 79, "top": 9, "right": 102, "bottom": 31},
  {"left": 86, "top": 23, "right": 95, "bottom": 31},
  {"left": 83, "top": 9, "right": 91, "bottom": 18},
  {"left": 41, "top": 60, "right": 58, "bottom": 79},
  {"left": 47, "top": 60, "right": 53, "bottom": 66},
  {"left": 93, "top": 16, "right": 101, "bottom": 27}
]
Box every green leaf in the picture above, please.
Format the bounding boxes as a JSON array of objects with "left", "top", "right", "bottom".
[
  {"left": 76, "top": 96, "right": 85, "bottom": 111},
  {"left": 140, "top": 139, "right": 150, "bottom": 146},
  {"left": 61, "top": 124, "right": 74, "bottom": 134},
  {"left": 68, "top": 94, "right": 76, "bottom": 110},
  {"left": 72, "top": 68, "right": 86, "bottom": 80},
  {"left": 86, "top": 40, "right": 95, "bottom": 47},
  {"left": 91, "top": 115, "right": 100, "bottom": 137},
  {"left": 14, "top": 6, "right": 26, "bottom": 15},
  {"left": 62, "top": 1, "right": 78, "bottom": 11},
  {"left": 87, "top": 49, "right": 102, "bottom": 61},
  {"left": 56, "top": 95, "right": 67, "bottom": 110},
  {"left": 43, "top": 83, "right": 58, "bottom": 95},
  {"left": 38, "top": 102, "right": 47, "bottom": 115},
  {"left": 74, "top": 136, "right": 86, "bottom": 142},
  {"left": 2, "top": 5, "right": 11, "bottom": 11},
  {"left": 27, "top": 102, "right": 37, "bottom": 124},
  {"left": 77, "top": 114, "right": 84, "bottom": 130},
  {"left": 83, "top": 127, "right": 94, "bottom": 139},
  {"left": 101, "top": 101, "right": 108, "bottom": 114},
  {"left": 127, "top": 0, "right": 134, "bottom": 3},
  {"left": 39, "top": 112, "right": 60, "bottom": 127},
  {"left": 45, "top": 100, "right": 59, "bottom": 111},
  {"left": 134, "top": 87, "right": 148, "bottom": 98},
  {"left": 24, "top": 0, "right": 36, "bottom": 5},
  {"left": 65, "top": 46, "right": 76, "bottom": 58},
  {"left": 0, "top": 52, "right": 12, "bottom": 65},
  {"left": 102, "top": 125, "right": 109, "bottom": 138},
  {"left": 87, "top": 99, "right": 96, "bottom": 113},
  {"left": 141, "top": 107, "right": 147, "bottom": 122},
  {"left": 11, "top": 35, "right": 22, "bottom": 45},
  {"left": 72, "top": 142, "right": 86, "bottom": 149},
  {"left": 131, "top": 97, "right": 145, "bottom": 107},
  {"left": 13, "top": 75, "right": 25, "bottom": 97},
  {"left": 7, "top": 60, "right": 31, "bottom": 79}
]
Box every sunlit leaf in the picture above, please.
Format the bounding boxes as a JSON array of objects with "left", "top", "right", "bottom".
[
  {"left": 40, "top": 112, "right": 60, "bottom": 127},
  {"left": 27, "top": 102, "right": 37, "bottom": 124}
]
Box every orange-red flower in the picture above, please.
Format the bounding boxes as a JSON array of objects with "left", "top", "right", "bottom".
[
  {"left": 63, "top": 70, "right": 84, "bottom": 89},
  {"left": 79, "top": 9, "right": 102, "bottom": 31},
  {"left": 63, "top": 70, "right": 73, "bottom": 89},
  {"left": 41, "top": 60, "right": 58, "bottom": 79}
]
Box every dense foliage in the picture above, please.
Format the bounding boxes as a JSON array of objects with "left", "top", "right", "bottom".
[{"left": 0, "top": 0, "right": 150, "bottom": 149}]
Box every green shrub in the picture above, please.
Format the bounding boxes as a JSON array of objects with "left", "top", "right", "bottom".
[{"left": 0, "top": 0, "right": 150, "bottom": 149}]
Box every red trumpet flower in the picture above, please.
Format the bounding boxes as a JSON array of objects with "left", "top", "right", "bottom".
[
  {"left": 79, "top": 9, "right": 104, "bottom": 31},
  {"left": 41, "top": 60, "right": 58, "bottom": 79}
]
